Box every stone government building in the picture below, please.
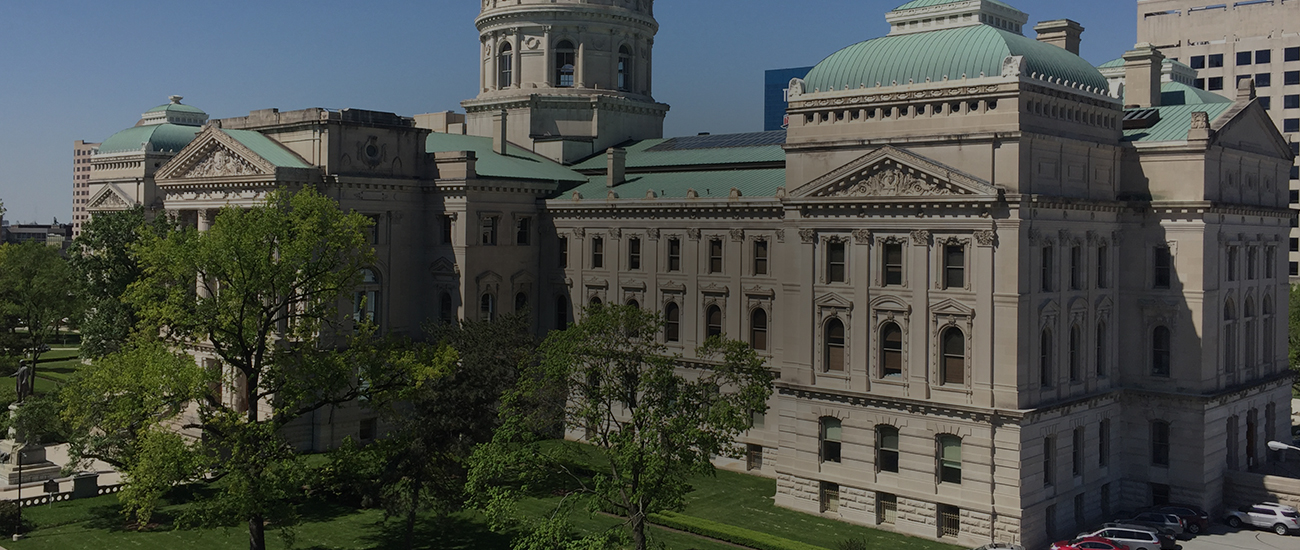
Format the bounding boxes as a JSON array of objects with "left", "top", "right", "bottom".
[{"left": 80, "top": 0, "right": 1294, "bottom": 547}]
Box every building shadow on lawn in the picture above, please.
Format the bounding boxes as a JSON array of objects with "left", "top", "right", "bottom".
[{"left": 352, "top": 515, "right": 515, "bottom": 550}]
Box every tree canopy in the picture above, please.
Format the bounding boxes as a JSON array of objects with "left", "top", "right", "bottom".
[{"left": 0, "top": 240, "right": 79, "bottom": 388}]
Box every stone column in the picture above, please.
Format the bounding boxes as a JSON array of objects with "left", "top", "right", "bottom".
[
  {"left": 488, "top": 32, "right": 499, "bottom": 91},
  {"left": 576, "top": 34, "right": 586, "bottom": 88},
  {"left": 512, "top": 29, "right": 522, "bottom": 88},
  {"left": 542, "top": 26, "right": 553, "bottom": 87},
  {"left": 197, "top": 209, "right": 214, "bottom": 298}
]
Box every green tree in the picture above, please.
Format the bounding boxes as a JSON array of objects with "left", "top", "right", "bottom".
[
  {"left": 0, "top": 240, "right": 79, "bottom": 390},
  {"left": 69, "top": 206, "right": 175, "bottom": 358},
  {"left": 64, "top": 188, "right": 392, "bottom": 550},
  {"left": 366, "top": 313, "right": 535, "bottom": 549},
  {"left": 469, "top": 304, "right": 773, "bottom": 550}
]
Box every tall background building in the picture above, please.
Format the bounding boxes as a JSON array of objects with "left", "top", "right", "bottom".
[
  {"left": 764, "top": 67, "right": 813, "bottom": 131},
  {"left": 1137, "top": 0, "right": 1300, "bottom": 278},
  {"left": 72, "top": 140, "right": 98, "bottom": 237}
]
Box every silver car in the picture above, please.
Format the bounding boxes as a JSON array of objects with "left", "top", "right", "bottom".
[
  {"left": 1224, "top": 502, "right": 1300, "bottom": 535},
  {"left": 1113, "top": 512, "right": 1186, "bottom": 537}
]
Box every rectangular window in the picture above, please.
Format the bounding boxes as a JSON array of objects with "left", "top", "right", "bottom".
[
  {"left": 1072, "top": 427, "right": 1084, "bottom": 477},
  {"left": 1153, "top": 246, "right": 1172, "bottom": 289},
  {"left": 1292, "top": 238, "right": 1299, "bottom": 252},
  {"left": 1286, "top": 119, "right": 1300, "bottom": 133},
  {"left": 827, "top": 241, "right": 846, "bottom": 283},
  {"left": 1257, "top": 49, "right": 1272, "bottom": 64},
  {"left": 1209, "top": 76, "right": 1224, "bottom": 91},
  {"left": 939, "top": 505, "right": 960, "bottom": 538},
  {"left": 746, "top": 444, "right": 763, "bottom": 471},
  {"left": 1287, "top": 71, "right": 1300, "bottom": 86},
  {"left": 1260, "top": 97, "right": 1272, "bottom": 110},
  {"left": 1209, "top": 53, "right": 1224, "bottom": 68},
  {"left": 1257, "top": 73, "right": 1272, "bottom": 87},
  {"left": 709, "top": 239, "right": 723, "bottom": 273},
  {"left": 1189, "top": 55, "right": 1205, "bottom": 69},
  {"left": 1228, "top": 246, "right": 1239, "bottom": 281},
  {"left": 883, "top": 243, "right": 903, "bottom": 286},
  {"left": 944, "top": 244, "right": 965, "bottom": 289},
  {"left": 1096, "top": 245, "right": 1109, "bottom": 289},
  {"left": 558, "top": 236, "right": 568, "bottom": 268},
  {"left": 1248, "top": 247, "right": 1258, "bottom": 279},
  {"left": 1044, "top": 437, "right": 1055, "bottom": 487},
  {"left": 1151, "top": 421, "right": 1170, "bottom": 467},
  {"left": 667, "top": 238, "right": 681, "bottom": 271},
  {"left": 1074, "top": 493, "right": 1086, "bottom": 531},
  {"left": 515, "top": 217, "right": 530, "bottom": 245},
  {"left": 591, "top": 237, "right": 604, "bottom": 268},
  {"left": 481, "top": 216, "right": 498, "bottom": 245},
  {"left": 1237, "top": 51, "right": 1253, "bottom": 66},
  {"left": 1041, "top": 245, "right": 1055, "bottom": 292},
  {"left": 819, "top": 482, "right": 839, "bottom": 513},
  {"left": 753, "top": 240, "right": 769, "bottom": 275},
  {"left": 1286, "top": 95, "right": 1300, "bottom": 109},
  {"left": 877, "top": 427, "right": 900, "bottom": 472},
  {"left": 441, "top": 215, "right": 453, "bottom": 244},
  {"left": 1099, "top": 419, "right": 1110, "bottom": 467},
  {"left": 1287, "top": 46, "right": 1300, "bottom": 62},
  {"left": 1292, "top": 262, "right": 1299, "bottom": 277},
  {"left": 1046, "top": 504, "right": 1057, "bottom": 538},
  {"left": 1266, "top": 247, "right": 1276, "bottom": 278},
  {"left": 628, "top": 237, "right": 641, "bottom": 270},
  {"left": 1151, "top": 483, "right": 1171, "bottom": 506},
  {"left": 1070, "top": 246, "right": 1082, "bottom": 290},
  {"left": 1194, "top": 78, "right": 1205, "bottom": 90},
  {"left": 876, "top": 493, "right": 898, "bottom": 525}
]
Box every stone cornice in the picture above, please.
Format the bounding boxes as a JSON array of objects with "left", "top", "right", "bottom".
[
  {"left": 475, "top": 5, "right": 657, "bottom": 33},
  {"left": 778, "top": 383, "right": 1024, "bottom": 424}
]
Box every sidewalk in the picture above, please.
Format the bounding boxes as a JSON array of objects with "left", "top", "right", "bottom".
[{"left": 0, "top": 443, "right": 120, "bottom": 500}]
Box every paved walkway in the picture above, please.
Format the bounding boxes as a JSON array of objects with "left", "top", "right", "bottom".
[{"left": 0, "top": 443, "right": 120, "bottom": 500}]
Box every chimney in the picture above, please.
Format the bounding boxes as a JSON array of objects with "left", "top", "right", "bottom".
[
  {"left": 606, "top": 147, "right": 626, "bottom": 187},
  {"left": 1034, "top": 19, "right": 1084, "bottom": 56},
  {"left": 492, "top": 110, "right": 508, "bottom": 156},
  {"left": 1122, "top": 43, "right": 1165, "bottom": 109}
]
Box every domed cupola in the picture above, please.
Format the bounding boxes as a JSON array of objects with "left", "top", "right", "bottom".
[
  {"left": 98, "top": 96, "right": 207, "bottom": 155},
  {"left": 462, "top": 0, "right": 669, "bottom": 164},
  {"left": 885, "top": 0, "right": 1029, "bottom": 36}
]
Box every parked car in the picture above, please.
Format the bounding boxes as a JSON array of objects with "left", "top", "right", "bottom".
[
  {"left": 1224, "top": 502, "right": 1300, "bottom": 535},
  {"left": 1076, "top": 526, "right": 1170, "bottom": 550},
  {"left": 1154, "top": 504, "right": 1210, "bottom": 535},
  {"left": 972, "top": 543, "right": 1024, "bottom": 550},
  {"left": 1113, "top": 512, "right": 1186, "bottom": 537},
  {"left": 1049, "top": 536, "right": 1129, "bottom": 550}
]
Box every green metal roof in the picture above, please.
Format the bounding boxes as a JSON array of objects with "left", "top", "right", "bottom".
[
  {"left": 425, "top": 133, "right": 588, "bottom": 183},
  {"left": 1122, "top": 102, "right": 1234, "bottom": 143},
  {"left": 1158, "top": 81, "right": 1231, "bottom": 106},
  {"left": 893, "top": 0, "right": 1016, "bottom": 10},
  {"left": 98, "top": 124, "right": 202, "bottom": 154},
  {"left": 570, "top": 131, "right": 786, "bottom": 171},
  {"left": 145, "top": 103, "right": 208, "bottom": 115},
  {"left": 223, "top": 129, "right": 311, "bottom": 168},
  {"left": 1097, "top": 57, "right": 1192, "bottom": 70},
  {"left": 804, "top": 25, "right": 1109, "bottom": 93},
  {"left": 555, "top": 169, "right": 786, "bottom": 201}
]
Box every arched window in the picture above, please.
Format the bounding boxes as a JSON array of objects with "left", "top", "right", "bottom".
[
  {"left": 1039, "top": 328, "right": 1054, "bottom": 388},
  {"left": 515, "top": 292, "right": 528, "bottom": 312},
  {"left": 1245, "top": 298, "right": 1257, "bottom": 366},
  {"left": 618, "top": 45, "right": 632, "bottom": 91},
  {"left": 480, "top": 293, "right": 496, "bottom": 321},
  {"left": 555, "top": 40, "right": 576, "bottom": 87},
  {"left": 554, "top": 295, "right": 568, "bottom": 329},
  {"left": 664, "top": 303, "right": 680, "bottom": 342},
  {"left": 938, "top": 435, "right": 962, "bottom": 484},
  {"left": 750, "top": 308, "right": 768, "bottom": 351},
  {"left": 1095, "top": 322, "right": 1107, "bottom": 377},
  {"left": 439, "top": 291, "right": 454, "bottom": 323},
  {"left": 589, "top": 296, "right": 602, "bottom": 307},
  {"left": 705, "top": 305, "right": 723, "bottom": 338},
  {"left": 824, "top": 319, "right": 845, "bottom": 372},
  {"left": 626, "top": 299, "right": 640, "bottom": 310},
  {"left": 1152, "top": 326, "right": 1171, "bottom": 377},
  {"left": 819, "top": 417, "right": 841, "bottom": 463},
  {"left": 940, "top": 327, "right": 965, "bottom": 385},
  {"left": 354, "top": 268, "right": 381, "bottom": 329},
  {"left": 1224, "top": 299, "right": 1237, "bottom": 372},
  {"left": 1068, "top": 325, "right": 1082, "bottom": 382},
  {"left": 880, "top": 323, "right": 902, "bottom": 378},
  {"left": 497, "top": 42, "right": 513, "bottom": 89},
  {"left": 876, "top": 425, "right": 900, "bottom": 472}
]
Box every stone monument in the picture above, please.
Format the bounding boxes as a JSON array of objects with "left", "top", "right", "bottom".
[{"left": 0, "top": 361, "right": 62, "bottom": 486}]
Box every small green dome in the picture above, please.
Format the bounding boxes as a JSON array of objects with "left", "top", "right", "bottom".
[
  {"left": 98, "top": 124, "right": 202, "bottom": 155},
  {"left": 804, "top": 25, "right": 1109, "bottom": 94}
]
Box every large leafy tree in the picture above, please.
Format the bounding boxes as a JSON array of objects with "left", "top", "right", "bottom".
[
  {"left": 69, "top": 206, "right": 175, "bottom": 358},
  {"left": 0, "top": 240, "right": 79, "bottom": 389},
  {"left": 64, "top": 188, "right": 396, "bottom": 550},
  {"left": 469, "top": 304, "right": 773, "bottom": 550}
]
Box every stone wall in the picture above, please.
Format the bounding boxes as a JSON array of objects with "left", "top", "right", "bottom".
[{"left": 1225, "top": 470, "right": 1300, "bottom": 510}]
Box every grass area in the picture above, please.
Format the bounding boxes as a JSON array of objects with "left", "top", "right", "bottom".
[{"left": 34, "top": 347, "right": 82, "bottom": 385}]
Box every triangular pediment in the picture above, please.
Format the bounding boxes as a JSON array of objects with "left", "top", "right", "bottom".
[
  {"left": 1213, "top": 101, "right": 1293, "bottom": 159},
  {"left": 792, "top": 145, "right": 997, "bottom": 199},
  {"left": 86, "top": 184, "right": 134, "bottom": 211},
  {"left": 156, "top": 127, "right": 278, "bottom": 180}
]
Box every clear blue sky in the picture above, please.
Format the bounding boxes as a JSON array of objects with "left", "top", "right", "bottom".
[{"left": 0, "top": 0, "right": 1139, "bottom": 224}]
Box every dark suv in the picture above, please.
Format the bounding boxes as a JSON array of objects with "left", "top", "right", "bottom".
[{"left": 1154, "top": 504, "right": 1209, "bottom": 535}]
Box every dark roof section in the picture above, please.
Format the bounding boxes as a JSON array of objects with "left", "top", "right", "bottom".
[{"left": 645, "top": 130, "right": 787, "bottom": 152}]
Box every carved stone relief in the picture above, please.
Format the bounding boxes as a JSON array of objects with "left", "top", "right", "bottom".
[{"left": 185, "top": 147, "right": 260, "bottom": 178}]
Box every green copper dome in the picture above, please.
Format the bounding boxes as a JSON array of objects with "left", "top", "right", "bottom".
[
  {"left": 98, "top": 124, "right": 202, "bottom": 155},
  {"left": 804, "top": 25, "right": 1109, "bottom": 94}
]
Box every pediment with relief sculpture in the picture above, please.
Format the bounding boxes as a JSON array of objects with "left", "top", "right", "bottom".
[
  {"left": 791, "top": 145, "right": 998, "bottom": 199},
  {"left": 156, "top": 127, "right": 281, "bottom": 181}
]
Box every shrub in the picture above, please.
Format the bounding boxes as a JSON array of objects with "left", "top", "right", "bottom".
[
  {"left": 839, "top": 537, "right": 869, "bottom": 550},
  {"left": 0, "top": 500, "right": 21, "bottom": 534}
]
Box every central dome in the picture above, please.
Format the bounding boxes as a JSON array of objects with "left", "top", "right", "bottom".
[{"left": 802, "top": 24, "right": 1108, "bottom": 93}]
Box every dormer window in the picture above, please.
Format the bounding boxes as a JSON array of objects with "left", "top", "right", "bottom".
[{"left": 555, "top": 40, "right": 576, "bottom": 87}]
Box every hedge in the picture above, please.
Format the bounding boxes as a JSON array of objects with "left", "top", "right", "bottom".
[{"left": 649, "top": 511, "right": 830, "bottom": 550}]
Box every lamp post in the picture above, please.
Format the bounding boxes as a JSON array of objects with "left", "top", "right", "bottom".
[
  {"left": 13, "top": 444, "right": 24, "bottom": 542},
  {"left": 1268, "top": 440, "right": 1300, "bottom": 452}
]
